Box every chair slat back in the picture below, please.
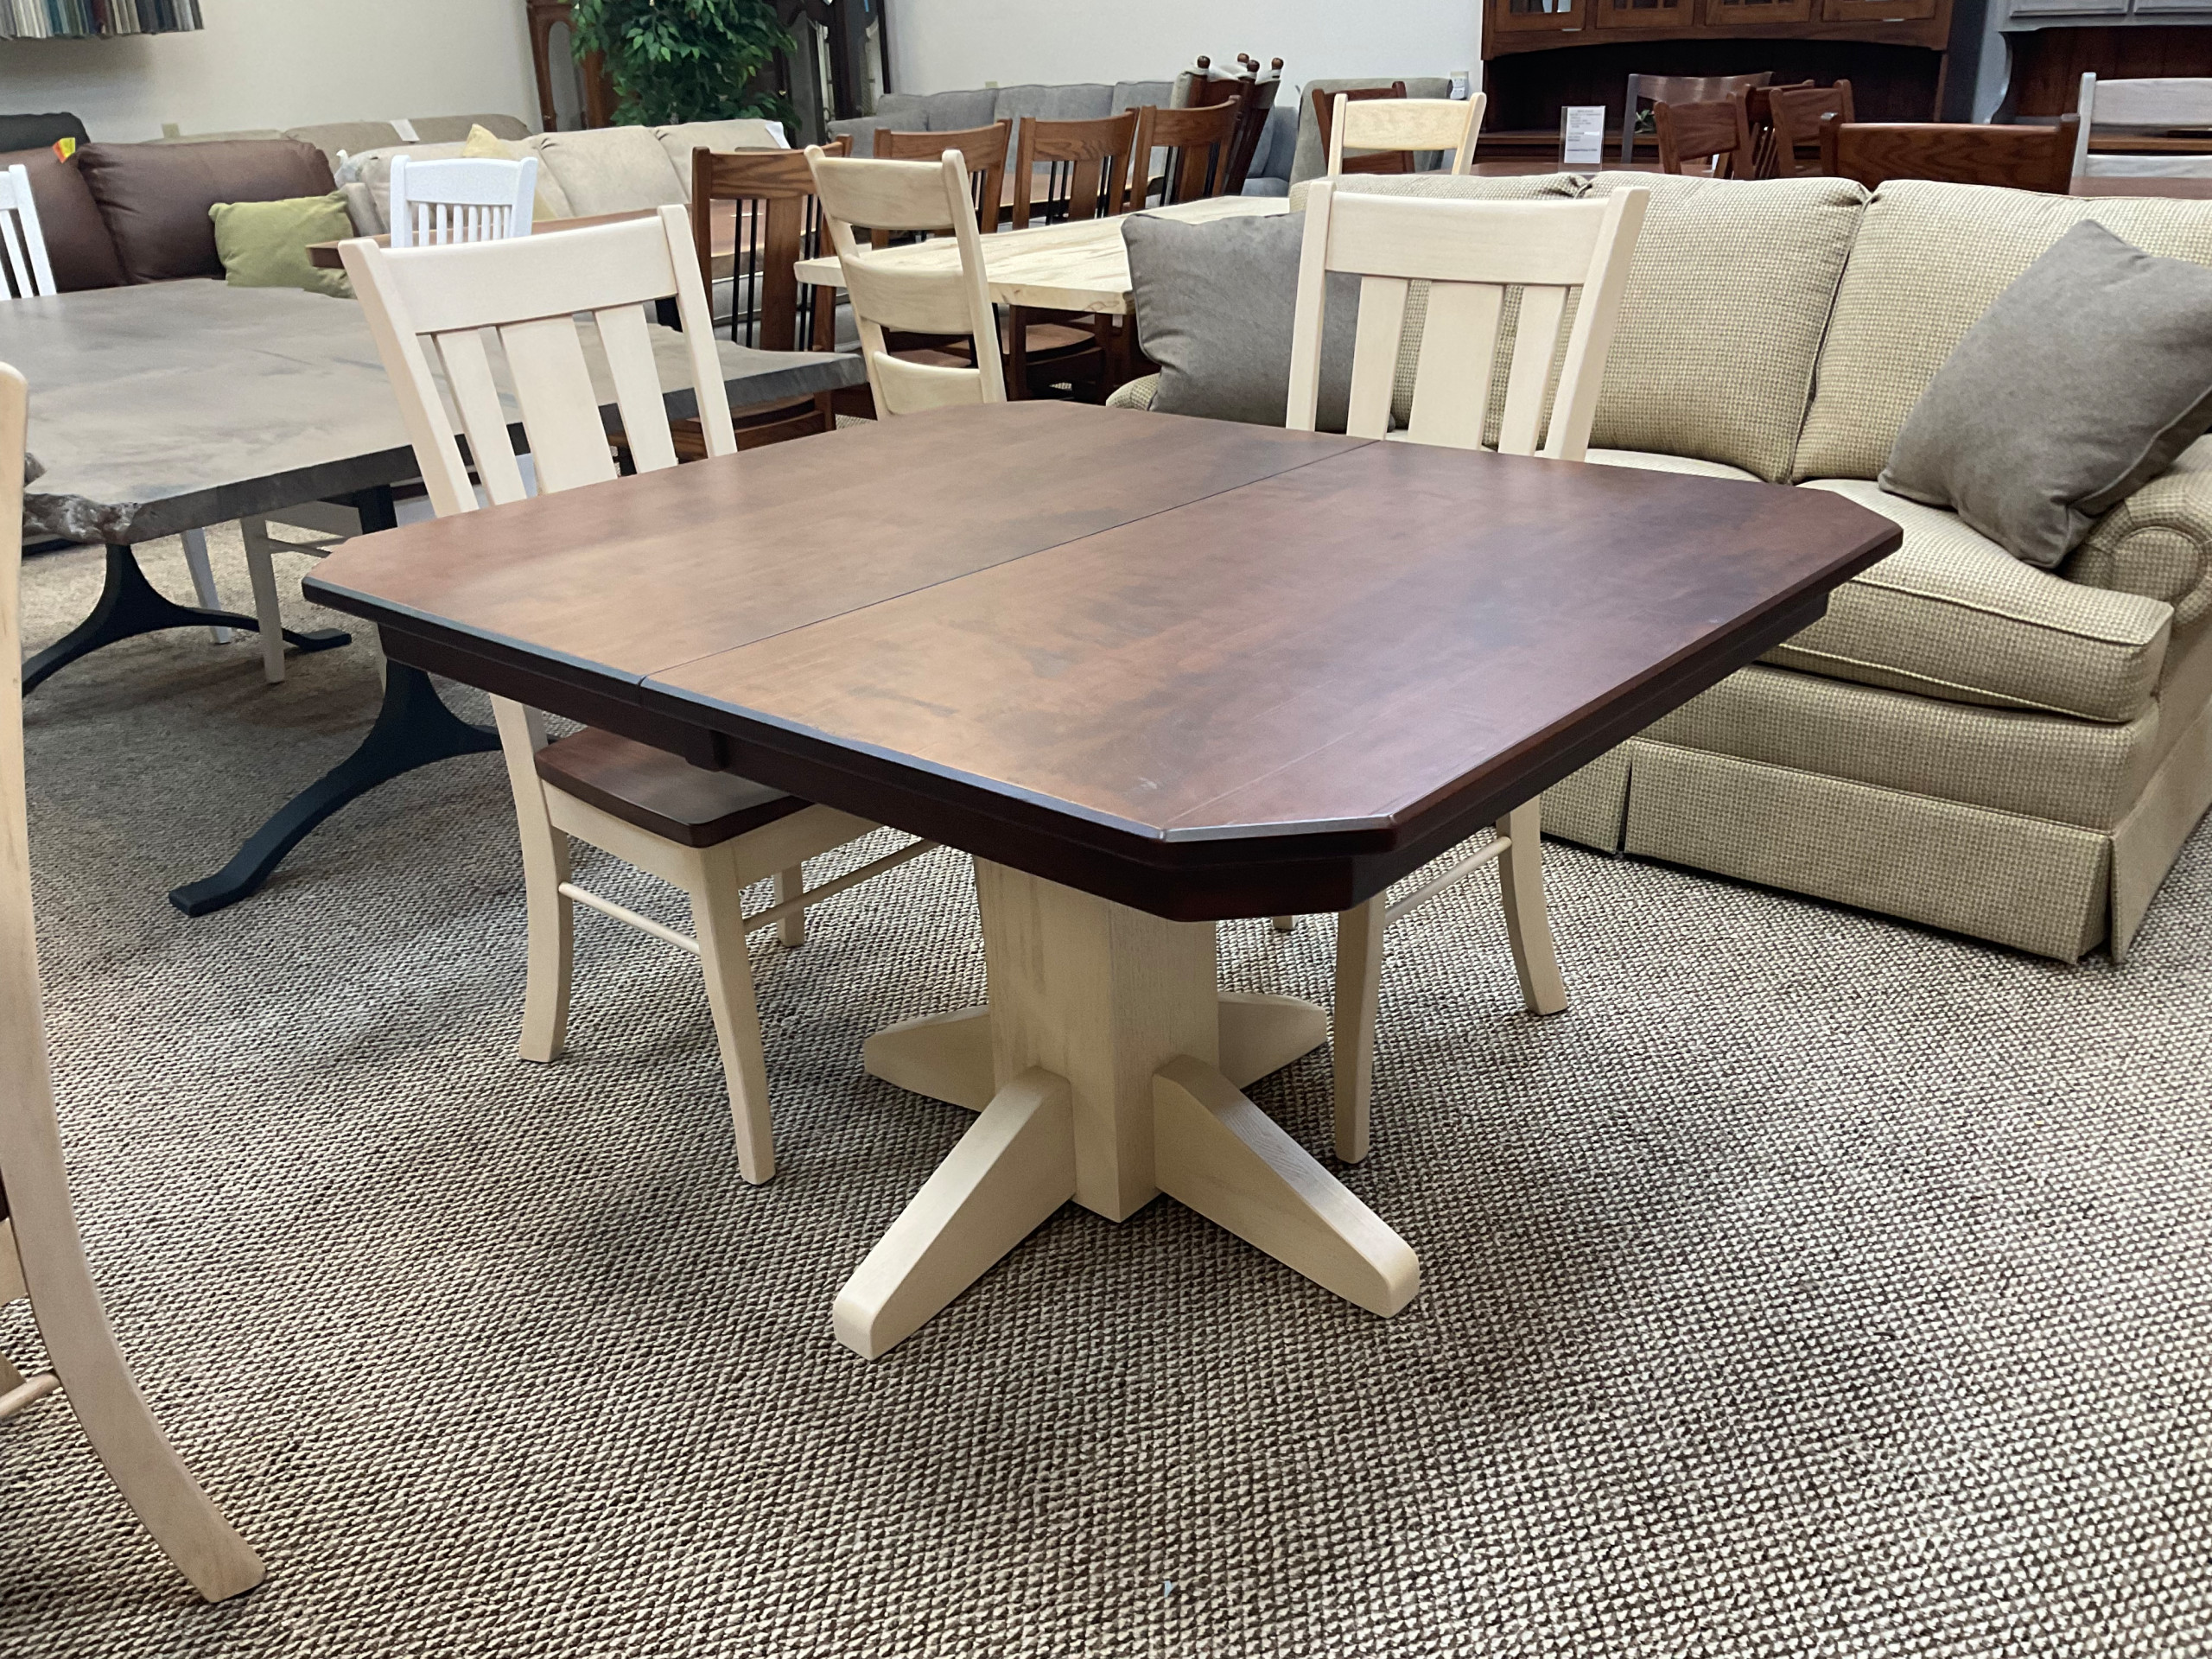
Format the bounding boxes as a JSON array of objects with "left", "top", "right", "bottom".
[
  {"left": 389, "top": 155, "right": 538, "bottom": 248},
  {"left": 1011, "top": 111, "right": 1139, "bottom": 229},
  {"left": 0, "top": 168, "right": 56, "bottom": 301},
  {"left": 807, "top": 146, "right": 1007, "bottom": 416},
  {"left": 1189, "top": 57, "right": 1284, "bottom": 194},
  {"left": 1131, "top": 100, "right": 1241, "bottom": 207},
  {"left": 1820, "top": 114, "right": 2080, "bottom": 194},
  {"left": 1624, "top": 71, "right": 1771, "bottom": 164},
  {"left": 1287, "top": 185, "right": 1650, "bottom": 461},
  {"left": 339, "top": 205, "right": 734, "bottom": 517},
  {"left": 691, "top": 140, "right": 848, "bottom": 354},
  {"left": 1765, "top": 80, "right": 1853, "bottom": 176},
  {"left": 870, "top": 121, "right": 1011, "bottom": 246},
  {"left": 1313, "top": 85, "right": 1412, "bottom": 177},
  {"left": 2081, "top": 74, "right": 2212, "bottom": 130},
  {"left": 1655, "top": 94, "right": 1756, "bottom": 175},
  {"left": 1328, "top": 93, "right": 1485, "bottom": 179}
]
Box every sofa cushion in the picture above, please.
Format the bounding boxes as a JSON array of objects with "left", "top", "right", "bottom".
[
  {"left": 655, "top": 119, "right": 787, "bottom": 200},
  {"left": 77, "top": 138, "right": 336, "bottom": 283},
  {"left": 1111, "top": 80, "right": 1176, "bottom": 115},
  {"left": 0, "top": 114, "right": 87, "bottom": 153},
  {"left": 0, "top": 145, "right": 124, "bottom": 291},
  {"left": 462, "top": 127, "right": 575, "bottom": 223},
  {"left": 1796, "top": 180, "right": 2212, "bottom": 483},
  {"left": 1586, "top": 448, "right": 1762, "bottom": 482},
  {"left": 535, "top": 124, "right": 686, "bottom": 217},
  {"left": 1289, "top": 79, "right": 1453, "bottom": 186},
  {"left": 1878, "top": 221, "right": 2212, "bottom": 569},
  {"left": 283, "top": 122, "right": 403, "bottom": 164},
  {"left": 410, "top": 114, "right": 531, "bottom": 144},
  {"left": 1580, "top": 173, "right": 1865, "bottom": 484},
  {"left": 1775, "top": 478, "right": 2172, "bottom": 723}
]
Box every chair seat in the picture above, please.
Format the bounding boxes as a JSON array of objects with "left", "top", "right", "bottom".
[{"left": 535, "top": 727, "right": 810, "bottom": 849}]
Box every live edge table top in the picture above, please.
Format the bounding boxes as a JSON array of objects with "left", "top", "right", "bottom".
[{"left": 305, "top": 403, "right": 1900, "bottom": 921}]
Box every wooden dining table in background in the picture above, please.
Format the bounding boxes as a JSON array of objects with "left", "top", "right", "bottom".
[{"left": 304, "top": 402, "right": 1900, "bottom": 1359}]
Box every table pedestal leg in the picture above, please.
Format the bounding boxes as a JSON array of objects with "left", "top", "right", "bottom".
[
  {"left": 22, "top": 544, "right": 349, "bottom": 696},
  {"left": 836, "top": 861, "right": 1416, "bottom": 1359}
]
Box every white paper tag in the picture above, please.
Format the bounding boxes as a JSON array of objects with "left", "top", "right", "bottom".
[
  {"left": 1450, "top": 70, "right": 1471, "bottom": 101},
  {"left": 1560, "top": 105, "right": 1605, "bottom": 168}
]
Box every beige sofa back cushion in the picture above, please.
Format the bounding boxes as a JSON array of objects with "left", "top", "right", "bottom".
[
  {"left": 656, "top": 120, "right": 787, "bottom": 199},
  {"left": 1582, "top": 172, "right": 1865, "bottom": 484},
  {"left": 535, "top": 124, "right": 688, "bottom": 217},
  {"left": 1796, "top": 181, "right": 2212, "bottom": 482}
]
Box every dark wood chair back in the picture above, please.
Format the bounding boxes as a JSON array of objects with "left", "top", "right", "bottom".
[
  {"left": 689, "top": 137, "right": 848, "bottom": 356},
  {"left": 1820, "top": 113, "right": 2079, "bottom": 194},
  {"left": 1765, "top": 80, "right": 1854, "bottom": 176},
  {"left": 1624, "top": 70, "right": 1771, "bottom": 164},
  {"left": 1012, "top": 111, "right": 1141, "bottom": 228},
  {"left": 869, "top": 120, "right": 1013, "bottom": 246},
  {"left": 1313, "top": 83, "right": 1411, "bottom": 176},
  {"left": 1654, "top": 94, "right": 1756, "bottom": 176},
  {"left": 1188, "top": 55, "right": 1285, "bottom": 194},
  {"left": 1740, "top": 79, "right": 1812, "bottom": 178},
  {"left": 1131, "top": 99, "right": 1241, "bottom": 207}
]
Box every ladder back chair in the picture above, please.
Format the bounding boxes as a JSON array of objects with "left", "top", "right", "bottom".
[
  {"left": 1187, "top": 54, "right": 1287, "bottom": 194},
  {"left": 807, "top": 147, "right": 1008, "bottom": 416},
  {"left": 1130, "top": 99, "right": 1242, "bottom": 207},
  {"left": 869, "top": 120, "right": 1010, "bottom": 241},
  {"left": 0, "top": 361, "right": 265, "bottom": 1603},
  {"left": 1313, "top": 84, "right": 1412, "bottom": 176},
  {"left": 1655, "top": 93, "right": 1757, "bottom": 176},
  {"left": 2072, "top": 74, "right": 2212, "bottom": 180},
  {"left": 1008, "top": 111, "right": 1143, "bottom": 400},
  {"left": 1820, "top": 113, "right": 2080, "bottom": 194},
  {"left": 388, "top": 153, "right": 539, "bottom": 247},
  {"left": 689, "top": 141, "right": 850, "bottom": 448},
  {"left": 1325, "top": 91, "right": 1485, "bottom": 179},
  {"left": 1623, "top": 71, "right": 1771, "bottom": 164},
  {"left": 340, "top": 207, "right": 928, "bottom": 1185},
  {"left": 1284, "top": 181, "right": 1651, "bottom": 1164},
  {"left": 0, "top": 165, "right": 55, "bottom": 300},
  {"left": 1763, "top": 80, "right": 1853, "bottom": 177}
]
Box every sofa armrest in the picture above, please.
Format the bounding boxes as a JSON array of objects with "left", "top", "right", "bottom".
[
  {"left": 2067, "top": 442, "right": 2212, "bottom": 633},
  {"left": 1106, "top": 374, "right": 1160, "bottom": 411}
]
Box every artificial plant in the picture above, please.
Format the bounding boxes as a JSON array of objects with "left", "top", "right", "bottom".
[{"left": 568, "top": 0, "right": 796, "bottom": 127}]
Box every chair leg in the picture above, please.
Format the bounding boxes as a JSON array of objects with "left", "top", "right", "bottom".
[
  {"left": 690, "top": 849, "right": 777, "bottom": 1185},
  {"left": 1271, "top": 915, "right": 1297, "bottom": 933},
  {"left": 1497, "top": 798, "right": 1567, "bottom": 1017},
  {"left": 1332, "top": 897, "right": 1386, "bottom": 1165},
  {"left": 240, "top": 519, "right": 288, "bottom": 684},
  {"left": 178, "top": 528, "right": 234, "bottom": 645},
  {"left": 776, "top": 864, "right": 805, "bottom": 949},
  {"left": 492, "top": 700, "right": 574, "bottom": 1063}
]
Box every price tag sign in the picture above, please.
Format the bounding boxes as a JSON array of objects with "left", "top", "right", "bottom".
[{"left": 1560, "top": 105, "right": 1606, "bottom": 168}]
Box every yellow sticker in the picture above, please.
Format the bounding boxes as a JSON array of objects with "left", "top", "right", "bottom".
[{"left": 53, "top": 137, "right": 77, "bottom": 160}]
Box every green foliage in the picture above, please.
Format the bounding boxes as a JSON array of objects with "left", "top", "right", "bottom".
[{"left": 569, "top": 0, "right": 795, "bottom": 128}]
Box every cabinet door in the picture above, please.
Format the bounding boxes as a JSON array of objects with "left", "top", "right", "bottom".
[
  {"left": 1493, "top": 0, "right": 1591, "bottom": 35},
  {"left": 1593, "top": 0, "right": 1694, "bottom": 26},
  {"left": 1819, "top": 0, "right": 1937, "bottom": 20},
  {"left": 1701, "top": 0, "right": 1815, "bottom": 23}
]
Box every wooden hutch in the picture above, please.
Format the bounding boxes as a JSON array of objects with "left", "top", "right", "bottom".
[{"left": 1479, "top": 0, "right": 1961, "bottom": 156}]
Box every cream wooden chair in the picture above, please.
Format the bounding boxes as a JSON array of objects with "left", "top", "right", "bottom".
[
  {"left": 2072, "top": 74, "right": 2212, "bottom": 182},
  {"left": 804, "top": 145, "right": 1007, "bottom": 416},
  {"left": 1285, "top": 181, "right": 1649, "bottom": 1164},
  {"left": 0, "top": 361, "right": 265, "bottom": 1603},
  {"left": 1326, "top": 92, "right": 1486, "bottom": 179},
  {"left": 340, "top": 207, "right": 930, "bottom": 1184}
]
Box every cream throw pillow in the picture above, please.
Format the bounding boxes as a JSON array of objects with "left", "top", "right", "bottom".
[{"left": 461, "top": 124, "right": 573, "bottom": 225}]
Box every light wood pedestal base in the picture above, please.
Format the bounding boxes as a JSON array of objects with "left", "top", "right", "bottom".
[{"left": 838, "top": 862, "right": 1419, "bottom": 1358}]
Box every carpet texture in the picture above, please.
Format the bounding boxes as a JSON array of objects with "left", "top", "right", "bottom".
[{"left": 3, "top": 529, "right": 2209, "bottom": 1657}]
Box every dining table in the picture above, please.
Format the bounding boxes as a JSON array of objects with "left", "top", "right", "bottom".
[
  {"left": 7, "top": 278, "right": 866, "bottom": 916},
  {"left": 303, "top": 400, "right": 1900, "bottom": 1359}
]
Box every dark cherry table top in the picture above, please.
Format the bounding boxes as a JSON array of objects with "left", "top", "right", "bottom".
[{"left": 305, "top": 403, "right": 1900, "bottom": 919}]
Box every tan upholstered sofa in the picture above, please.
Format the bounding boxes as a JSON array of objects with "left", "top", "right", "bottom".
[{"left": 1109, "top": 172, "right": 2212, "bottom": 962}]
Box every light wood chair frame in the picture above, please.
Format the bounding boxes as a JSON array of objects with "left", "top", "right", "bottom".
[
  {"left": 0, "top": 360, "right": 265, "bottom": 1602},
  {"left": 388, "top": 153, "right": 540, "bottom": 248},
  {"left": 805, "top": 146, "right": 1007, "bottom": 417},
  {"left": 0, "top": 164, "right": 56, "bottom": 301},
  {"left": 1325, "top": 92, "right": 1486, "bottom": 179},
  {"left": 2072, "top": 73, "right": 2212, "bottom": 181},
  {"left": 1283, "top": 181, "right": 1651, "bottom": 1163},
  {"left": 340, "top": 207, "right": 925, "bottom": 1184}
]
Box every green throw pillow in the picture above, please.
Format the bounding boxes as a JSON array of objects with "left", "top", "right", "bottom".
[{"left": 209, "top": 192, "right": 353, "bottom": 299}]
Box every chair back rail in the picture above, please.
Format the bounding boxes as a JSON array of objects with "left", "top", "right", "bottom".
[
  {"left": 1313, "top": 84, "right": 1412, "bottom": 176},
  {"left": 1132, "top": 100, "right": 1241, "bottom": 207},
  {"left": 2074, "top": 74, "right": 2212, "bottom": 178},
  {"left": 1012, "top": 111, "right": 1141, "bottom": 228},
  {"left": 807, "top": 146, "right": 1007, "bottom": 415},
  {"left": 1655, "top": 93, "right": 1756, "bottom": 176},
  {"left": 1287, "top": 184, "right": 1650, "bottom": 460},
  {"left": 690, "top": 140, "right": 847, "bottom": 355},
  {"left": 1820, "top": 114, "right": 2080, "bottom": 193},
  {"left": 340, "top": 205, "right": 733, "bottom": 514},
  {"left": 870, "top": 120, "right": 1011, "bottom": 245},
  {"left": 1764, "top": 80, "right": 1854, "bottom": 177},
  {"left": 0, "top": 167, "right": 55, "bottom": 300},
  {"left": 1623, "top": 71, "right": 1771, "bottom": 163},
  {"left": 1327, "top": 93, "right": 1485, "bottom": 179},
  {"left": 389, "top": 154, "right": 539, "bottom": 248}
]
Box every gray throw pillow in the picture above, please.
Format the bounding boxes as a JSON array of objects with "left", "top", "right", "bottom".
[
  {"left": 1879, "top": 220, "right": 2212, "bottom": 569},
  {"left": 1122, "top": 210, "right": 1360, "bottom": 432}
]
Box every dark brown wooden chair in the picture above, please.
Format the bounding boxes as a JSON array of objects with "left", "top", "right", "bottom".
[
  {"left": 1130, "top": 99, "right": 1241, "bottom": 207},
  {"left": 1820, "top": 113, "right": 2080, "bottom": 194},
  {"left": 1624, "top": 71, "right": 1771, "bottom": 164},
  {"left": 1765, "top": 79, "right": 1854, "bottom": 177},
  {"left": 1188, "top": 54, "right": 1287, "bottom": 194},
  {"left": 870, "top": 119, "right": 1011, "bottom": 241},
  {"left": 688, "top": 139, "right": 854, "bottom": 448},
  {"left": 1312, "top": 83, "right": 1411, "bottom": 177},
  {"left": 1655, "top": 93, "right": 1756, "bottom": 176},
  {"left": 1008, "top": 112, "right": 1141, "bottom": 400}
]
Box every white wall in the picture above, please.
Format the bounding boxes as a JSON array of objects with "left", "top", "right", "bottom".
[
  {"left": 1, "top": 0, "right": 541, "bottom": 143},
  {"left": 888, "top": 0, "right": 1482, "bottom": 97}
]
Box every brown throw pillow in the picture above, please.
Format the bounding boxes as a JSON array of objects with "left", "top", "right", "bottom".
[
  {"left": 1879, "top": 220, "right": 2212, "bottom": 569},
  {"left": 77, "top": 138, "right": 336, "bottom": 284},
  {"left": 0, "top": 145, "right": 124, "bottom": 291}
]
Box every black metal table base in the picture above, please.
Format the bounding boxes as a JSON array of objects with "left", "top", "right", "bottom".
[
  {"left": 168, "top": 664, "right": 498, "bottom": 916},
  {"left": 22, "top": 543, "right": 349, "bottom": 696}
]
